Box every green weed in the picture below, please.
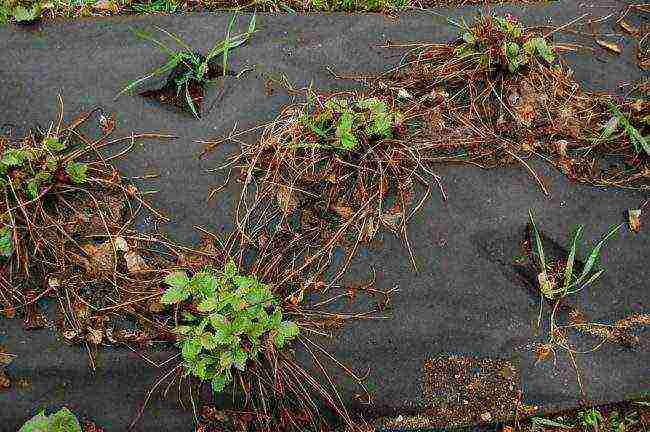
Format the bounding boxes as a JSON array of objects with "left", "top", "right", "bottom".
[
  {"left": 161, "top": 259, "right": 299, "bottom": 393},
  {"left": 309, "top": 0, "right": 405, "bottom": 12},
  {"left": 608, "top": 103, "right": 650, "bottom": 156},
  {"left": 2, "top": 1, "right": 43, "bottom": 23},
  {"left": 528, "top": 209, "right": 621, "bottom": 301},
  {"left": 118, "top": 13, "right": 256, "bottom": 118}
]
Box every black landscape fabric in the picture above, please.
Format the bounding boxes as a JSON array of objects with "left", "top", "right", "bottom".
[{"left": 0, "top": 3, "right": 649, "bottom": 431}]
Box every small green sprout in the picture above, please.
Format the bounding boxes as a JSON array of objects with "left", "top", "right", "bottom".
[
  {"left": 452, "top": 15, "right": 556, "bottom": 74},
  {"left": 160, "top": 259, "right": 299, "bottom": 393}
]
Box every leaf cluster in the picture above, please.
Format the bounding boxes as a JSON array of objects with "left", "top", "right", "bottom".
[
  {"left": 0, "top": 136, "right": 88, "bottom": 202},
  {"left": 19, "top": 407, "right": 82, "bottom": 432},
  {"left": 453, "top": 15, "right": 556, "bottom": 73},
  {"left": 11, "top": 2, "right": 42, "bottom": 23},
  {"left": 160, "top": 260, "right": 299, "bottom": 393},
  {"left": 298, "top": 96, "right": 402, "bottom": 151}
]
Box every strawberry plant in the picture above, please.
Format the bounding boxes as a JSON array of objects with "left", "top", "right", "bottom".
[
  {"left": 160, "top": 259, "right": 299, "bottom": 393},
  {"left": 0, "top": 136, "right": 88, "bottom": 203},
  {"left": 451, "top": 14, "right": 556, "bottom": 73},
  {"left": 299, "top": 96, "right": 402, "bottom": 151}
]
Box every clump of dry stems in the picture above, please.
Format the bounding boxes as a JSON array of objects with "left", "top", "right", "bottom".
[{"left": 365, "top": 13, "right": 649, "bottom": 193}]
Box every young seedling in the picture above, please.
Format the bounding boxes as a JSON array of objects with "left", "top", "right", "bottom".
[
  {"left": 160, "top": 259, "right": 299, "bottom": 393},
  {"left": 117, "top": 14, "right": 256, "bottom": 118}
]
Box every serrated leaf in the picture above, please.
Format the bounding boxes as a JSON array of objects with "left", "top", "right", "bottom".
[
  {"left": 200, "top": 332, "right": 219, "bottom": 349},
  {"left": 0, "top": 226, "right": 13, "bottom": 259},
  {"left": 232, "top": 349, "right": 247, "bottom": 371},
  {"left": 209, "top": 313, "right": 227, "bottom": 328},
  {"left": 191, "top": 272, "right": 219, "bottom": 297},
  {"left": 269, "top": 307, "right": 282, "bottom": 328},
  {"left": 164, "top": 271, "right": 190, "bottom": 290},
  {"left": 26, "top": 179, "right": 39, "bottom": 199},
  {"left": 173, "top": 325, "right": 193, "bottom": 335},
  {"left": 231, "top": 316, "right": 251, "bottom": 335},
  {"left": 233, "top": 275, "right": 255, "bottom": 291},
  {"left": 197, "top": 296, "right": 220, "bottom": 312},
  {"left": 44, "top": 137, "right": 66, "bottom": 152},
  {"left": 160, "top": 285, "right": 190, "bottom": 305},
  {"left": 224, "top": 259, "right": 237, "bottom": 278},
  {"left": 13, "top": 5, "right": 41, "bottom": 22},
  {"left": 2, "top": 149, "right": 27, "bottom": 166},
  {"left": 278, "top": 321, "right": 299, "bottom": 339},
  {"left": 65, "top": 162, "right": 88, "bottom": 184},
  {"left": 18, "top": 412, "right": 49, "bottom": 432},
  {"left": 181, "top": 339, "right": 202, "bottom": 360},
  {"left": 211, "top": 372, "right": 231, "bottom": 393},
  {"left": 336, "top": 112, "right": 358, "bottom": 150},
  {"left": 219, "top": 350, "right": 233, "bottom": 370},
  {"left": 49, "top": 407, "right": 82, "bottom": 432}
]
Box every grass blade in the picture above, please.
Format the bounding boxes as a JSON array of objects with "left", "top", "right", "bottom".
[
  {"left": 529, "top": 210, "right": 546, "bottom": 270},
  {"left": 610, "top": 103, "right": 650, "bottom": 156},
  {"left": 222, "top": 14, "right": 237, "bottom": 77},
  {"left": 117, "top": 56, "right": 181, "bottom": 97},
  {"left": 574, "top": 223, "right": 622, "bottom": 286},
  {"left": 131, "top": 27, "right": 177, "bottom": 57},
  {"left": 562, "top": 225, "right": 583, "bottom": 295},
  {"left": 185, "top": 85, "right": 199, "bottom": 119},
  {"left": 567, "top": 269, "right": 605, "bottom": 294},
  {"left": 153, "top": 26, "right": 195, "bottom": 54}
]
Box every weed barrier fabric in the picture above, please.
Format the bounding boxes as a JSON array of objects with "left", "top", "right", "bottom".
[{"left": 0, "top": 4, "right": 649, "bottom": 431}]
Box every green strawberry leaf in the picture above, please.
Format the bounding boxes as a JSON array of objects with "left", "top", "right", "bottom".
[
  {"left": 211, "top": 372, "right": 231, "bottom": 393},
  {"left": 2, "top": 149, "right": 28, "bottom": 166},
  {"left": 197, "top": 296, "right": 220, "bottom": 312},
  {"left": 160, "top": 285, "right": 190, "bottom": 305},
  {"left": 0, "top": 226, "right": 14, "bottom": 259},
  {"left": 65, "top": 162, "right": 88, "bottom": 184},
  {"left": 164, "top": 271, "right": 189, "bottom": 290},
  {"left": 223, "top": 259, "right": 237, "bottom": 278},
  {"left": 49, "top": 407, "right": 82, "bottom": 432},
  {"left": 181, "top": 339, "right": 202, "bottom": 361},
  {"left": 44, "top": 138, "right": 66, "bottom": 152}
]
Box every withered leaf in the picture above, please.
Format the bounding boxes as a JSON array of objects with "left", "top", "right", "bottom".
[
  {"left": 124, "top": 250, "right": 148, "bottom": 273},
  {"left": 597, "top": 39, "right": 622, "bottom": 55},
  {"left": 628, "top": 209, "right": 641, "bottom": 233}
]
